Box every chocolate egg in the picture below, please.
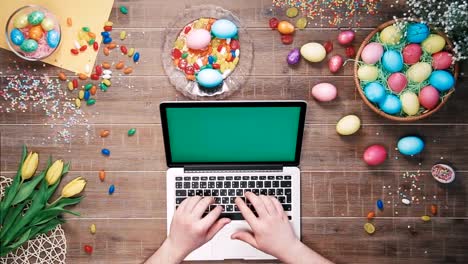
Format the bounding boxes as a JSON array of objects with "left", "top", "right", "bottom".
[
  {"left": 211, "top": 19, "right": 238, "bottom": 39},
  {"left": 419, "top": 85, "right": 440, "bottom": 110},
  {"left": 277, "top": 21, "right": 295, "bottom": 35},
  {"left": 337, "top": 30, "right": 355, "bottom": 45},
  {"left": 10, "top": 28, "right": 25, "bottom": 46},
  {"left": 300, "top": 42, "right": 326, "bottom": 62},
  {"left": 407, "top": 62, "right": 432, "bottom": 83},
  {"left": 364, "top": 82, "right": 386, "bottom": 104},
  {"left": 429, "top": 70, "right": 455, "bottom": 92},
  {"left": 379, "top": 94, "right": 402, "bottom": 115},
  {"left": 186, "top": 29, "right": 211, "bottom": 50},
  {"left": 387, "top": 73, "right": 407, "bottom": 93},
  {"left": 363, "top": 145, "right": 387, "bottom": 166},
  {"left": 20, "top": 39, "right": 38, "bottom": 52},
  {"left": 311, "top": 83, "right": 337, "bottom": 102},
  {"left": 28, "top": 10, "right": 45, "bottom": 25},
  {"left": 361, "top": 42, "right": 383, "bottom": 64},
  {"left": 287, "top": 48, "right": 300, "bottom": 65},
  {"left": 40, "top": 17, "right": 55, "bottom": 31},
  {"left": 380, "top": 25, "right": 402, "bottom": 45},
  {"left": 47, "top": 29, "right": 60, "bottom": 48},
  {"left": 407, "top": 23, "right": 430, "bottom": 43},
  {"left": 401, "top": 92, "right": 420, "bottom": 116},
  {"left": 336, "top": 115, "right": 361, "bottom": 136},
  {"left": 382, "top": 50, "right": 403, "bottom": 73},
  {"left": 13, "top": 14, "right": 29, "bottom": 28},
  {"left": 422, "top": 34, "right": 445, "bottom": 54},
  {"left": 432, "top": 51, "right": 453, "bottom": 70},
  {"left": 328, "top": 55, "right": 343, "bottom": 73},
  {"left": 28, "top": 25, "right": 44, "bottom": 41},
  {"left": 402, "top": 44, "right": 422, "bottom": 65}
]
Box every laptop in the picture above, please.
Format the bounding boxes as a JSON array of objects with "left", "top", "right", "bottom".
[{"left": 160, "top": 100, "right": 307, "bottom": 260}]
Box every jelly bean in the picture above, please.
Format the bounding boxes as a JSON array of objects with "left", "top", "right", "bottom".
[
  {"left": 377, "top": 199, "right": 384, "bottom": 210},
  {"left": 123, "top": 67, "right": 133, "bottom": 74},
  {"left": 84, "top": 91, "right": 90, "bottom": 100},
  {"left": 120, "top": 31, "right": 127, "bottom": 40},
  {"left": 67, "top": 17, "right": 72, "bottom": 27},
  {"left": 207, "top": 56, "right": 214, "bottom": 64},
  {"left": 90, "top": 86, "right": 97, "bottom": 95},
  {"left": 99, "top": 83, "right": 108, "bottom": 91},
  {"left": 101, "top": 31, "right": 110, "bottom": 38},
  {"left": 367, "top": 211, "right": 375, "bottom": 220},
  {"left": 104, "top": 21, "right": 113, "bottom": 27},
  {"left": 85, "top": 83, "right": 93, "bottom": 90},
  {"left": 88, "top": 39, "right": 95, "bottom": 45},
  {"left": 172, "top": 48, "right": 182, "bottom": 59},
  {"left": 281, "top": 34, "right": 294, "bottom": 45},
  {"left": 127, "top": 48, "right": 135, "bottom": 57},
  {"left": 78, "top": 90, "right": 84, "bottom": 99},
  {"left": 58, "top": 72, "right": 67, "bottom": 81},
  {"left": 100, "top": 130, "right": 110, "bottom": 137},
  {"left": 430, "top": 204, "right": 437, "bottom": 215},
  {"left": 323, "top": 41, "right": 333, "bottom": 53},
  {"left": 84, "top": 245, "right": 93, "bottom": 254},
  {"left": 89, "top": 74, "right": 97, "bottom": 80},
  {"left": 184, "top": 26, "right": 191, "bottom": 34},
  {"left": 193, "top": 63, "right": 200, "bottom": 70},
  {"left": 128, "top": 128, "right": 136, "bottom": 136},
  {"left": 364, "top": 223, "right": 375, "bottom": 234},
  {"left": 101, "top": 148, "right": 110, "bottom": 156},
  {"left": 108, "top": 43, "right": 117, "bottom": 50},
  {"left": 402, "top": 198, "right": 411, "bottom": 205},
  {"left": 103, "top": 70, "right": 112, "bottom": 75},
  {"left": 212, "top": 63, "right": 220, "bottom": 69},
  {"left": 103, "top": 47, "right": 110, "bottom": 56},
  {"left": 104, "top": 25, "right": 113, "bottom": 32},
  {"left": 186, "top": 75, "right": 195, "bottom": 81},
  {"left": 82, "top": 26, "right": 90, "bottom": 32},
  {"left": 178, "top": 59, "right": 187, "bottom": 70},
  {"left": 90, "top": 224, "right": 96, "bottom": 234},
  {"left": 345, "top": 46, "right": 356, "bottom": 58},
  {"left": 95, "top": 65, "right": 103, "bottom": 76},
  {"left": 103, "top": 79, "right": 111, "bottom": 87},
  {"left": 75, "top": 98, "right": 81, "bottom": 108},
  {"left": 296, "top": 17, "right": 308, "bottom": 29},
  {"left": 88, "top": 32, "right": 96, "bottom": 38},
  {"left": 72, "top": 79, "right": 78, "bottom": 88},
  {"left": 115, "top": 61, "right": 124, "bottom": 70},
  {"left": 230, "top": 39, "right": 240, "bottom": 50},
  {"left": 102, "top": 74, "right": 111, "bottom": 79},
  {"left": 120, "top": 5, "right": 128, "bottom": 14},
  {"left": 67, "top": 81, "right": 74, "bottom": 91},
  {"left": 420, "top": 215, "right": 431, "bottom": 222},
  {"left": 78, "top": 73, "right": 87, "bottom": 80},
  {"left": 109, "top": 184, "right": 115, "bottom": 194},
  {"left": 269, "top": 17, "right": 279, "bottom": 29},
  {"left": 103, "top": 37, "right": 112, "bottom": 44},
  {"left": 99, "top": 170, "right": 106, "bottom": 181},
  {"left": 133, "top": 52, "right": 140, "bottom": 63},
  {"left": 184, "top": 65, "right": 194, "bottom": 75},
  {"left": 87, "top": 98, "right": 96, "bottom": 105},
  {"left": 93, "top": 42, "right": 99, "bottom": 51},
  {"left": 71, "top": 48, "right": 79, "bottom": 55},
  {"left": 120, "top": 45, "right": 128, "bottom": 54},
  {"left": 102, "top": 62, "right": 111, "bottom": 69}
]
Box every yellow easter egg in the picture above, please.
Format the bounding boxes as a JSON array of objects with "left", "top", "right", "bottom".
[
  {"left": 40, "top": 17, "right": 55, "bottom": 31},
  {"left": 336, "top": 115, "right": 361, "bottom": 136},
  {"left": 300, "top": 42, "right": 326, "bottom": 62},
  {"left": 421, "top": 34, "right": 446, "bottom": 54},
  {"left": 358, "top": 65, "right": 379, "bottom": 81},
  {"left": 401, "top": 92, "right": 420, "bottom": 116},
  {"left": 380, "top": 25, "right": 402, "bottom": 45},
  {"left": 13, "top": 14, "right": 29, "bottom": 28},
  {"left": 407, "top": 62, "right": 432, "bottom": 83}
]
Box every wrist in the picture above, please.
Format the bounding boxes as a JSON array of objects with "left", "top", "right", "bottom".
[
  {"left": 146, "top": 238, "right": 187, "bottom": 264},
  {"left": 163, "top": 237, "right": 188, "bottom": 263},
  {"left": 279, "top": 239, "right": 306, "bottom": 264}
]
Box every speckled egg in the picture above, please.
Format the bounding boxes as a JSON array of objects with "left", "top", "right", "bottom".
[
  {"left": 379, "top": 94, "right": 402, "bottom": 115},
  {"left": 382, "top": 50, "right": 403, "bottom": 73},
  {"left": 407, "top": 62, "right": 432, "bottom": 83},
  {"left": 336, "top": 115, "right": 361, "bottom": 136},
  {"left": 186, "top": 29, "right": 211, "bottom": 50},
  {"left": 196, "top": 69, "right": 223, "bottom": 88},
  {"left": 211, "top": 19, "right": 238, "bottom": 39},
  {"left": 407, "top": 23, "right": 430, "bottom": 43},
  {"left": 387, "top": 73, "right": 407, "bottom": 93},
  {"left": 358, "top": 65, "right": 379, "bottom": 82},
  {"left": 311, "top": 83, "right": 337, "bottom": 102},
  {"left": 10, "top": 28, "right": 25, "bottom": 46},
  {"left": 401, "top": 92, "right": 420, "bottom": 116},
  {"left": 380, "top": 25, "right": 402, "bottom": 45},
  {"left": 422, "top": 34, "right": 446, "bottom": 54},
  {"left": 397, "top": 136, "right": 425, "bottom": 156},
  {"left": 432, "top": 51, "right": 453, "bottom": 70},
  {"left": 300, "top": 42, "right": 326, "bottom": 62},
  {"left": 28, "top": 10, "right": 45, "bottom": 25},
  {"left": 13, "top": 14, "right": 29, "bottom": 28},
  {"left": 47, "top": 29, "right": 60, "bottom": 48},
  {"left": 40, "top": 17, "right": 55, "bottom": 31},
  {"left": 20, "top": 39, "right": 38, "bottom": 52},
  {"left": 361, "top": 42, "right": 384, "bottom": 64},
  {"left": 419, "top": 85, "right": 440, "bottom": 110},
  {"left": 402, "top": 44, "right": 422, "bottom": 65},
  {"left": 429, "top": 70, "right": 455, "bottom": 92},
  {"left": 28, "top": 25, "right": 44, "bottom": 41},
  {"left": 364, "top": 82, "right": 386, "bottom": 104}
]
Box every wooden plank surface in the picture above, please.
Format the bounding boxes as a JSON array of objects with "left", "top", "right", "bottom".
[{"left": 1, "top": 0, "right": 467, "bottom": 263}]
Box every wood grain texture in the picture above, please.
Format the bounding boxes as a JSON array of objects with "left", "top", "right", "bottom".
[{"left": 1, "top": 0, "right": 467, "bottom": 263}]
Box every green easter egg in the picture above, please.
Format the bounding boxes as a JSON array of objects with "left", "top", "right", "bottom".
[
  {"left": 20, "top": 39, "right": 38, "bottom": 52},
  {"left": 28, "top": 11, "right": 45, "bottom": 25}
]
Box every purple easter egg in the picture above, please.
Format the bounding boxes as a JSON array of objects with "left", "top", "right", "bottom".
[{"left": 287, "top": 48, "right": 300, "bottom": 65}]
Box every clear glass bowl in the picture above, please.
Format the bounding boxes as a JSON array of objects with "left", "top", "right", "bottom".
[
  {"left": 5, "top": 5, "right": 61, "bottom": 61},
  {"left": 162, "top": 5, "right": 254, "bottom": 100}
]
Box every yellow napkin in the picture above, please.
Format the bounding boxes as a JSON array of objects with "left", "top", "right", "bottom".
[{"left": 0, "top": 0, "right": 114, "bottom": 74}]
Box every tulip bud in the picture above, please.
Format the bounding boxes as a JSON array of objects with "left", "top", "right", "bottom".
[
  {"left": 45, "top": 160, "right": 64, "bottom": 186},
  {"left": 61, "top": 177, "right": 87, "bottom": 198},
  {"left": 21, "top": 152, "right": 39, "bottom": 180}
]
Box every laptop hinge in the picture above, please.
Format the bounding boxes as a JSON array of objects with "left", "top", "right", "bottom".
[{"left": 184, "top": 164, "right": 283, "bottom": 172}]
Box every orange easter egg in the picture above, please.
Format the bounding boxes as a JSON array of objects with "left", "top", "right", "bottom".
[
  {"left": 277, "top": 21, "right": 295, "bottom": 35},
  {"left": 29, "top": 26, "right": 44, "bottom": 41}
]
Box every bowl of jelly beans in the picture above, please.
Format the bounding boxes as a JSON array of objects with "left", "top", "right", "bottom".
[{"left": 5, "top": 5, "right": 61, "bottom": 61}]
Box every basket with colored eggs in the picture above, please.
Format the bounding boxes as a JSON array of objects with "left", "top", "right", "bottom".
[
  {"left": 162, "top": 5, "right": 253, "bottom": 99},
  {"left": 5, "top": 5, "right": 61, "bottom": 61},
  {"left": 354, "top": 20, "right": 459, "bottom": 121}
]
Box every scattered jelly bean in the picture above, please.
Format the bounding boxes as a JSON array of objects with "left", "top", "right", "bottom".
[
  {"left": 296, "top": 17, "right": 308, "bottom": 29},
  {"left": 88, "top": 39, "right": 95, "bottom": 45},
  {"left": 58, "top": 72, "right": 67, "bottom": 81},
  {"left": 184, "top": 26, "right": 191, "bottom": 34},
  {"left": 101, "top": 148, "right": 110, "bottom": 156},
  {"left": 78, "top": 73, "right": 87, "bottom": 80},
  {"left": 67, "top": 81, "right": 74, "bottom": 91},
  {"left": 128, "top": 128, "right": 136, "bottom": 136},
  {"left": 104, "top": 21, "right": 113, "bottom": 27},
  {"left": 172, "top": 48, "right": 182, "bottom": 59},
  {"left": 84, "top": 91, "right": 90, "bottom": 100},
  {"left": 79, "top": 45, "right": 87, "bottom": 52},
  {"left": 377, "top": 199, "right": 384, "bottom": 210},
  {"left": 345, "top": 46, "right": 356, "bottom": 58},
  {"left": 75, "top": 98, "right": 81, "bottom": 108},
  {"left": 120, "top": 5, "right": 128, "bottom": 14},
  {"left": 402, "top": 198, "right": 411, "bottom": 205},
  {"left": 67, "top": 17, "right": 72, "bottom": 27},
  {"left": 430, "top": 204, "right": 437, "bottom": 215},
  {"left": 88, "top": 32, "right": 96, "bottom": 38},
  {"left": 127, "top": 48, "right": 135, "bottom": 57},
  {"left": 90, "top": 224, "right": 96, "bottom": 234},
  {"left": 421, "top": 215, "right": 431, "bottom": 222},
  {"left": 269, "top": 17, "right": 279, "bottom": 29},
  {"left": 99, "top": 83, "right": 108, "bottom": 91},
  {"left": 133, "top": 52, "right": 140, "bottom": 62},
  {"left": 91, "top": 73, "right": 99, "bottom": 80},
  {"left": 103, "top": 47, "right": 110, "bottom": 56},
  {"left": 208, "top": 55, "right": 214, "bottom": 64},
  {"left": 364, "top": 223, "right": 375, "bottom": 234},
  {"left": 115, "top": 61, "right": 124, "bottom": 69},
  {"left": 121, "top": 45, "right": 128, "bottom": 54},
  {"left": 84, "top": 245, "right": 93, "bottom": 254},
  {"left": 93, "top": 42, "right": 99, "bottom": 51},
  {"left": 367, "top": 211, "right": 375, "bottom": 220},
  {"left": 101, "top": 31, "right": 110, "bottom": 38},
  {"left": 212, "top": 63, "right": 220, "bottom": 69},
  {"left": 84, "top": 83, "right": 92, "bottom": 90},
  {"left": 102, "top": 62, "right": 111, "bottom": 69},
  {"left": 109, "top": 184, "right": 115, "bottom": 194},
  {"left": 123, "top": 67, "right": 133, "bottom": 74},
  {"left": 95, "top": 65, "right": 103, "bottom": 76},
  {"left": 99, "top": 170, "right": 106, "bottom": 181},
  {"left": 87, "top": 98, "right": 96, "bottom": 105},
  {"left": 103, "top": 37, "right": 112, "bottom": 44},
  {"left": 100, "top": 130, "right": 110, "bottom": 137},
  {"left": 90, "top": 86, "right": 97, "bottom": 95},
  {"left": 82, "top": 26, "right": 90, "bottom": 32},
  {"left": 103, "top": 25, "right": 113, "bottom": 32},
  {"left": 281, "top": 34, "right": 294, "bottom": 45},
  {"left": 120, "top": 31, "right": 127, "bottom": 40},
  {"left": 102, "top": 74, "right": 111, "bottom": 79},
  {"left": 78, "top": 90, "right": 84, "bottom": 99},
  {"left": 103, "top": 69, "right": 112, "bottom": 75},
  {"left": 72, "top": 79, "right": 78, "bottom": 88},
  {"left": 103, "top": 79, "right": 111, "bottom": 87},
  {"left": 286, "top": 7, "right": 299, "bottom": 18},
  {"left": 71, "top": 48, "right": 79, "bottom": 55},
  {"left": 323, "top": 41, "right": 333, "bottom": 53},
  {"left": 184, "top": 65, "right": 194, "bottom": 75}
]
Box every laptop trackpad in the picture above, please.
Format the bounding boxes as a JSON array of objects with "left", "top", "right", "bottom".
[{"left": 212, "top": 221, "right": 260, "bottom": 259}]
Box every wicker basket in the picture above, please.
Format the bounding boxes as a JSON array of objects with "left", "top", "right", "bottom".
[{"left": 354, "top": 19, "right": 460, "bottom": 122}]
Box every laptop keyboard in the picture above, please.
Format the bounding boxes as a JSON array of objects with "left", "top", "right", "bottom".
[{"left": 175, "top": 175, "right": 292, "bottom": 220}]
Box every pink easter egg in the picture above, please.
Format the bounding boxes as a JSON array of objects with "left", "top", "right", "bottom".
[
  {"left": 361, "top": 42, "right": 383, "bottom": 64},
  {"left": 363, "top": 144, "right": 387, "bottom": 166},
  {"left": 387, "top": 72, "right": 408, "bottom": 93},
  {"left": 186, "top": 29, "right": 211, "bottom": 50},
  {"left": 419, "top": 85, "right": 440, "bottom": 110},
  {"left": 311, "top": 83, "right": 337, "bottom": 102},
  {"left": 432, "top": 51, "right": 453, "bottom": 70},
  {"left": 328, "top": 55, "right": 344, "bottom": 73},
  {"left": 337, "top": 30, "right": 355, "bottom": 45},
  {"left": 402, "top": 44, "right": 422, "bottom": 65}
]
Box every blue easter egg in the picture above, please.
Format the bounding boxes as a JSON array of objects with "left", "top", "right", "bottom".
[
  {"left": 397, "top": 136, "right": 425, "bottom": 156},
  {"left": 382, "top": 50, "right": 403, "bottom": 73},
  {"left": 196, "top": 69, "right": 223, "bottom": 88},
  {"left": 379, "top": 94, "right": 402, "bottom": 115},
  {"left": 407, "top": 23, "right": 430, "bottom": 43},
  {"left": 10, "top": 28, "right": 25, "bottom": 46},
  {"left": 211, "top": 19, "right": 238, "bottom": 39},
  {"left": 429, "top": 70, "right": 455, "bottom": 92},
  {"left": 364, "top": 82, "right": 386, "bottom": 104},
  {"left": 46, "top": 30, "right": 60, "bottom": 48}
]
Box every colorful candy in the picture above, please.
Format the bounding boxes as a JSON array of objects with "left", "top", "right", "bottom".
[
  {"left": 123, "top": 67, "right": 133, "bottom": 74},
  {"left": 28, "top": 11, "right": 45, "bottom": 25},
  {"left": 269, "top": 18, "right": 279, "bottom": 29},
  {"left": 286, "top": 7, "right": 299, "bottom": 17},
  {"left": 20, "top": 39, "right": 38, "bottom": 52},
  {"left": 287, "top": 48, "right": 300, "bottom": 65},
  {"left": 364, "top": 223, "right": 375, "bottom": 234},
  {"left": 120, "top": 5, "right": 128, "bottom": 14},
  {"left": 377, "top": 199, "right": 384, "bottom": 210},
  {"left": 120, "top": 31, "right": 127, "bottom": 40},
  {"left": 277, "top": 21, "right": 295, "bottom": 35},
  {"left": 109, "top": 184, "right": 115, "bottom": 194},
  {"left": 100, "top": 130, "right": 110, "bottom": 137},
  {"left": 421, "top": 215, "right": 431, "bottom": 222},
  {"left": 99, "top": 170, "right": 106, "bottom": 181},
  {"left": 101, "top": 148, "right": 110, "bottom": 156},
  {"left": 84, "top": 245, "right": 93, "bottom": 254},
  {"left": 10, "top": 29, "right": 25, "bottom": 45},
  {"left": 128, "top": 128, "right": 136, "bottom": 136},
  {"left": 90, "top": 224, "right": 96, "bottom": 234},
  {"left": 430, "top": 204, "right": 438, "bottom": 215},
  {"left": 133, "top": 52, "right": 140, "bottom": 63},
  {"left": 367, "top": 211, "right": 375, "bottom": 220}
]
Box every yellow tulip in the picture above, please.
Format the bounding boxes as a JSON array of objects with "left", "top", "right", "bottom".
[
  {"left": 61, "top": 177, "right": 87, "bottom": 198},
  {"left": 21, "top": 152, "right": 39, "bottom": 180},
  {"left": 45, "top": 160, "right": 64, "bottom": 186}
]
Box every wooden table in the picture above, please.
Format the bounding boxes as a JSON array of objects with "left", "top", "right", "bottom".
[{"left": 1, "top": 0, "right": 467, "bottom": 263}]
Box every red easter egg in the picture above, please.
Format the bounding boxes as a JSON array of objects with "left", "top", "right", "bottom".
[
  {"left": 419, "top": 85, "right": 440, "bottom": 110},
  {"left": 402, "top": 44, "right": 422, "bottom": 65},
  {"left": 387, "top": 72, "right": 408, "bottom": 93},
  {"left": 432, "top": 51, "right": 453, "bottom": 70},
  {"left": 363, "top": 145, "right": 387, "bottom": 166},
  {"left": 328, "top": 55, "right": 343, "bottom": 73}
]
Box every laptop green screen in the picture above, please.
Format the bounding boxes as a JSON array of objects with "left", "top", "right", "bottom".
[{"left": 165, "top": 106, "right": 302, "bottom": 163}]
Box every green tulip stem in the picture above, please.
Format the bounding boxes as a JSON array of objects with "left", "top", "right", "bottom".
[{"left": 48, "top": 196, "right": 63, "bottom": 207}]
